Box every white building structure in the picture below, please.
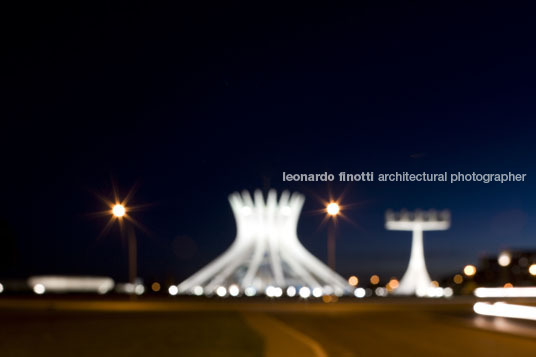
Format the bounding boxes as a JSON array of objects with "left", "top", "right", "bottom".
[
  {"left": 385, "top": 209, "right": 450, "bottom": 296},
  {"left": 177, "top": 189, "right": 350, "bottom": 297}
]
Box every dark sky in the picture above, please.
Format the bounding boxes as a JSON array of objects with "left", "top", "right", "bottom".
[{"left": 2, "top": 2, "right": 536, "bottom": 283}]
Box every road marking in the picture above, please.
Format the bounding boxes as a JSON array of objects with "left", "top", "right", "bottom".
[{"left": 242, "top": 312, "right": 328, "bottom": 357}]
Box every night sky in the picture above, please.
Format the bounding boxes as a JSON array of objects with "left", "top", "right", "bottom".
[{"left": 3, "top": 2, "right": 536, "bottom": 284}]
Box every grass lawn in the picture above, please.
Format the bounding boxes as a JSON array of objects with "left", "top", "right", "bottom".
[{"left": 0, "top": 310, "right": 264, "bottom": 357}]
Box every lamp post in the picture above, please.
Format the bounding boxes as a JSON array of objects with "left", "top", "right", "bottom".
[
  {"left": 326, "top": 202, "right": 340, "bottom": 270},
  {"left": 112, "top": 203, "right": 137, "bottom": 289}
]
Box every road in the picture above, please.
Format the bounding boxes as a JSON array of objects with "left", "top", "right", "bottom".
[{"left": 1, "top": 297, "right": 535, "bottom": 356}]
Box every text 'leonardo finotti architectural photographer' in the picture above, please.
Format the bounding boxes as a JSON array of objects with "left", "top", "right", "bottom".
[{"left": 282, "top": 171, "right": 527, "bottom": 184}]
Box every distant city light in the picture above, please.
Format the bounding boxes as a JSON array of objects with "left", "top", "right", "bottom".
[
  {"left": 265, "top": 286, "right": 275, "bottom": 297},
  {"left": 529, "top": 264, "right": 536, "bottom": 276},
  {"left": 375, "top": 287, "right": 387, "bottom": 296},
  {"left": 415, "top": 286, "right": 445, "bottom": 298},
  {"left": 244, "top": 287, "right": 256, "bottom": 297},
  {"left": 151, "top": 282, "right": 161, "bottom": 292},
  {"left": 193, "top": 286, "right": 204, "bottom": 296},
  {"left": 354, "top": 287, "right": 366, "bottom": 298},
  {"left": 112, "top": 204, "right": 126, "bottom": 217},
  {"left": 265, "top": 286, "right": 282, "bottom": 298},
  {"left": 286, "top": 286, "right": 296, "bottom": 297},
  {"left": 387, "top": 278, "right": 399, "bottom": 290},
  {"left": 168, "top": 285, "right": 178, "bottom": 296},
  {"left": 348, "top": 276, "right": 358, "bottom": 286},
  {"left": 424, "top": 287, "right": 445, "bottom": 298},
  {"left": 299, "top": 287, "right": 311, "bottom": 298},
  {"left": 116, "top": 282, "right": 135, "bottom": 294},
  {"left": 216, "top": 286, "right": 227, "bottom": 297},
  {"left": 33, "top": 284, "right": 45, "bottom": 295},
  {"left": 453, "top": 274, "right": 463, "bottom": 284},
  {"left": 474, "top": 302, "right": 536, "bottom": 321},
  {"left": 443, "top": 287, "right": 453, "bottom": 298},
  {"left": 463, "top": 265, "right": 476, "bottom": 277},
  {"left": 134, "top": 284, "right": 145, "bottom": 295},
  {"left": 312, "top": 287, "right": 323, "bottom": 298},
  {"left": 323, "top": 285, "right": 334, "bottom": 295},
  {"left": 326, "top": 202, "right": 340, "bottom": 216},
  {"left": 229, "top": 284, "right": 240, "bottom": 297},
  {"left": 497, "top": 252, "right": 511, "bottom": 267},
  {"left": 370, "top": 275, "right": 380, "bottom": 285},
  {"left": 474, "top": 287, "right": 536, "bottom": 298}
]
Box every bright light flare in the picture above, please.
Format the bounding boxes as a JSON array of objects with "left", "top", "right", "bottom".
[
  {"left": 92, "top": 183, "right": 151, "bottom": 241},
  {"left": 326, "top": 202, "right": 340, "bottom": 216},
  {"left": 112, "top": 204, "right": 126, "bottom": 217},
  {"left": 310, "top": 189, "right": 359, "bottom": 231},
  {"left": 474, "top": 302, "right": 536, "bottom": 321}
]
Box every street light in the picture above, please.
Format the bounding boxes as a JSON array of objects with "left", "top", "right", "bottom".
[
  {"left": 112, "top": 204, "right": 126, "bottom": 217},
  {"left": 327, "top": 202, "right": 340, "bottom": 216},
  {"left": 326, "top": 202, "right": 340, "bottom": 269}
]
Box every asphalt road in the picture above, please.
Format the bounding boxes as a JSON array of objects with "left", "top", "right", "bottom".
[{"left": 1, "top": 297, "right": 535, "bottom": 356}]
